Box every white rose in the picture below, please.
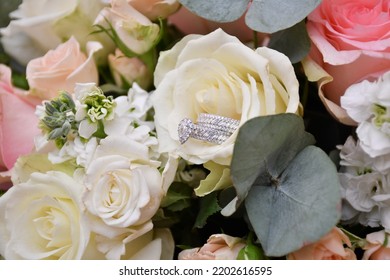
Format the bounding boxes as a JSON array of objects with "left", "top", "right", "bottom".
[
  {"left": 93, "top": 222, "right": 175, "bottom": 259},
  {"left": 0, "top": 0, "right": 111, "bottom": 65},
  {"left": 0, "top": 171, "right": 95, "bottom": 259},
  {"left": 152, "top": 29, "right": 301, "bottom": 166},
  {"left": 81, "top": 135, "right": 177, "bottom": 258}
]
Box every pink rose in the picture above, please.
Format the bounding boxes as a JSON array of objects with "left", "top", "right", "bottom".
[
  {"left": 26, "top": 37, "right": 101, "bottom": 100},
  {"left": 168, "top": 6, "right": 268, "bottom": 44},
  {"left": 363, "top": 230, "right": 390, "bottom": 260},
  {"left": 178, "top": 234, "right": 245, "bottom": 260},
  {"left": 108, "top": 48, "right": 152, "bottom": 89},
  {"left": 287, "top": 227, "right": 357, "bottom": 260},
  {"left": 306, "top": 0, "right": 390, "bottom": 123},
  {"left": 0, "top": 64, "right": 40, "bottom": 188},
  {"left": 128, "top": 0, "right": 180, "bottom": 21}
]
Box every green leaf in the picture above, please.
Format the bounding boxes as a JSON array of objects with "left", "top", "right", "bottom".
[
  {"left": 237, "top": 232, "right": 267, "bottom": 260},
  {"left": 245, "top": 146, "right": 341, "bottom": 256},
  {"left": 237, "top": 244, "right": 265, "bottom": 260},
  {"left": 268, "top": 21, "right": 311, "bottom": 64},
  {"left": 179, "top": 0, "right": 249, "bottom": 22},
  {"left": 246, "top": 0, "right": 322, "bottom": 33},
  {"left": 227, "top": 114, "right": 315, "bottom": 214},
  {"left": 11, "top": 73, "right": 29, "bottom": 90},
  {"left": 194, "top": 192, "right": 222, "bottom": 229},
  {"left": 161, "top": 182, "right": 193, "bottom": 212}
]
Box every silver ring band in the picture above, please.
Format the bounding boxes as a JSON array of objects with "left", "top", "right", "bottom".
[{"left": 178, "top": 113, "right": 240, "bottom": 145}]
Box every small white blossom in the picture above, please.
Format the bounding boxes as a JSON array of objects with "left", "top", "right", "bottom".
[
  {"left": 105, "top": 83, "right": 158, "bottom": 158},
  {"left": 48, "top": 137, "right": 98, "bottom": 167},
  {"left": 341, "top": 71, "right": 390, "bottom": 157},
  {"left": 338, "top": 136, "right": 390, "bottom": 230}
]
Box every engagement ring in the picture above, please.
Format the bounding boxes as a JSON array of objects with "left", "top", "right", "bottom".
[{"left": 178, "top": 113, "right": 240, "bottom": 145}]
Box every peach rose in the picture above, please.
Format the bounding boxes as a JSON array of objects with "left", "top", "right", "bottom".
[
  {"left": 305, "top": 0, "right": 390, "bottom": 124},
  {"left": 0, "top": 65, "right": 40, "bottom": 188},
  {"left": 26, "top": 37, "right": 101, "bottom": 100},
  {"left": 168, "top": 6, "right": 268, "bottom": 44},
  {"left": 0, "top": 0, "right": 110, "bottom": 66},
  {"left": 95, "top": 0, "right": 160, "bottom": 55},
  {"left": 128, "top": 0, "right": 180, "bottom": 21},
  {"left": 287, "top": 227, "right": 357, "bottom": 260},
  {"left": 363, "top": 230, "right": 390, "bottom": 260},
  {"left": 108, "top": 48, "right": 152, "bottom": 89},
  {"left": 178, "top": 234, "right": 245, "bottom": 260}
]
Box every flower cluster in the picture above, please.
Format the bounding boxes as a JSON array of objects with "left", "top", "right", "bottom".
[{"left": 0, "top": 0, "right": 389, "bottom": 260}]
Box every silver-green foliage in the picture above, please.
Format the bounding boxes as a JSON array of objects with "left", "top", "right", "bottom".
[{"left": 229, "top": 114, "right": 341, "bottom": 256}]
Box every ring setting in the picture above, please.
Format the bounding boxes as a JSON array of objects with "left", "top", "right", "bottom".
[{"left": 178, "top": 113, "right": 240, "bottom": 145}]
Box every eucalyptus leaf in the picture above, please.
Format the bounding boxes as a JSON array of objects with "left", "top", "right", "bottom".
[
  {"left": 245, "top": 146, "right": 341, "bottom": 256},
  {"left": 228, "top": 114, "right": 315, "bottom": 214},
  {"left": 268, "top": 21, "right": 311, "bottom": 64},
  {"left": 179, "top": 0, "right": 249, "bottom": 22},
  {"left": 246, "top": 0, "right": 322, "bottom": 33}
]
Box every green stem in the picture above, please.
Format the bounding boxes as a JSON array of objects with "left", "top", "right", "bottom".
[
  {"left": 301, "top": 77, "right": 309, "bottom": 110},
  {"left": 253, "top": 30, "right": 259, "bottom": 49}
]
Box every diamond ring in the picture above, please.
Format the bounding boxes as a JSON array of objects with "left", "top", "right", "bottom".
[{"left": 178, "top": 113, "right": 240, "bottom": 144}]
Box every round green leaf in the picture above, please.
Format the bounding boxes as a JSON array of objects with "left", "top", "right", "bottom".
[
  {"left": 268, "top": 21, "right": 311, "bottom": 64},
  {"left": 228, "top": 114, "right": 315, "bottom": 214},
  {"left": 245, "top": 146, "right": 341, "bottom": 256},
  {"left": 246, "top": 0, "right": 322, "bottom": 33},
  {"left": 179, "top": 0, "right": 250, "bottom": 22}
]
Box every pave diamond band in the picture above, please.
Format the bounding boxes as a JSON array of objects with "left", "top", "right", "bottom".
[{"left": 178, "top": 113, "right": 240, "bottom": 145}]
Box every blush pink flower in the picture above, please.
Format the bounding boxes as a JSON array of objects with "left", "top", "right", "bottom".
[
  {"left": 128, "top": 0, "right": 180, "bottom": 21},
  {"left": 305, "top": 0, "right": 390, "bottom": 123},
  {"left": 26, "top": 37, "right": 101, "bottom": 100},
  {"left": 0, "top": 64, "right": 40, "bottom": 188},
  {"left": 287, "top": 227, "right": 357, "bottom": 260},
  {"left": 108, "top": 48, "right": 152, "bottom": 89},
  {"left": 178, "top": 234, "right": 245, "bottom": 260},
  {"left": 363, "top": 230, "right": 390, "bottom": 260}
]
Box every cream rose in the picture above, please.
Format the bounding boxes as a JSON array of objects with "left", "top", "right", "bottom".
[
  {"left": 0, "top": 0, "right": 110, "bottom": 65},
  {"left": 26, "top": 37, "right": 101, "bottom": 100},
  {"left": 81, "top": 135, "right": 177, "bottom": 258},
  {"left": 83, "top": 136, "right": 163, "bottom": 228},
  {"left": 128, "top": 0, "right": 180, "bottom": 21},
  {"left": 0, "top": 171, "right": 94, "bottom": 259},
  {"left": 178, "top": 234, "right": 245, "bottom": 260},
  {"left": 152, "top": 28, "right": 301, "bottom": 166},
  {"left": 93, "top": 222, "right": 175, "bottom": 259}
]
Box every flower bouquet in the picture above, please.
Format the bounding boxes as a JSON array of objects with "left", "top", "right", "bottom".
[{"left": 0, "top": 0, "right": 389, "bottom": 260}]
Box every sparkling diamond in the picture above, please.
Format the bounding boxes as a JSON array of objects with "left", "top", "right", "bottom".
[{"left": 178, "top": 118, "right": 194, "bottom": 144}]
